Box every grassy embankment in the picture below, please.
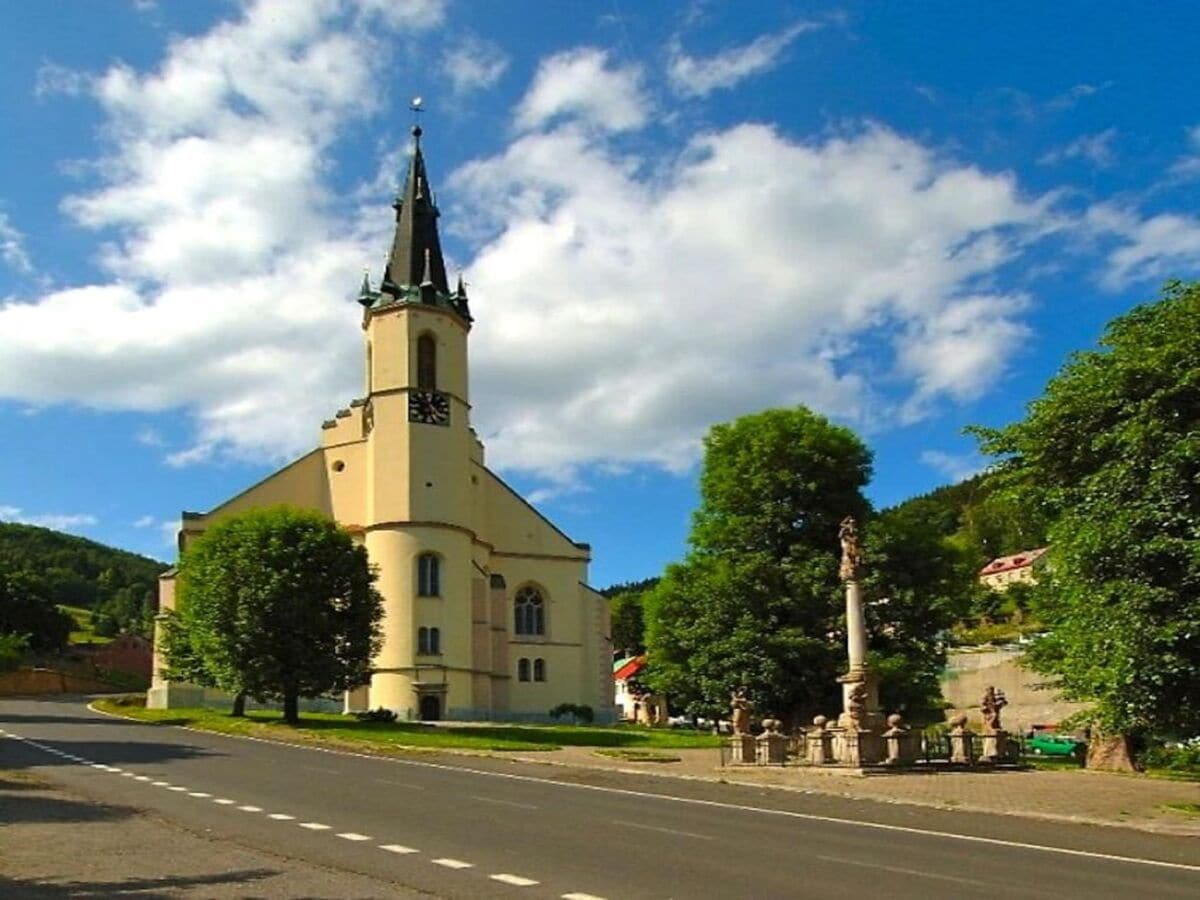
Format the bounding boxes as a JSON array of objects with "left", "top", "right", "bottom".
[
  {"left": 93, "top": 697, "right": 722, "bottom": 754},
  {"left": 60, "top": 605, "right": 113, "bottom": 646}
]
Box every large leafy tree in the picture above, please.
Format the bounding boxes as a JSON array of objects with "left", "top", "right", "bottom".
[
  {"left": 0, "top": 565, "right": 73, "bottom": 653},
  {"left": 645, "top": 408, "right": 872, "bottom": 724},
  {"left": 164, "top": 506, "right": 383, "bottom": 724},
  {"left": 973, "top": 281, "right": 1200, "bottom": 758}
]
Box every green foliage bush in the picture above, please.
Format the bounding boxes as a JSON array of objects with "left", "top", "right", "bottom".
[
  {"left": 1139, "top": 743, "right": 1200, "bottom": 773},
  {"left": 354, "top": 707, "right": 399, "bottom": 723},
  {"left": 0, "top": 632, "right": 30, "bottom": 672},
  {"left": 549, "top": 702, "right": 594, "bottom": 724}
]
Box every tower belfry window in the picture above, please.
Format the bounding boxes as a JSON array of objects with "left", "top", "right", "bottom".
[{"left": 417, "top": 334, "right": 437, "bottom": 389}]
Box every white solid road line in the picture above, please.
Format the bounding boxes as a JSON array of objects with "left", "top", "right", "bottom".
[
  {"left": 432, "top": 858, "right": 474, "bottom": 869},
  {"left": 491, "top": 873, "right": 539, "bottom": 886},
  {"left": 380, "top": 844, "right": 419, "bottom": 854}
]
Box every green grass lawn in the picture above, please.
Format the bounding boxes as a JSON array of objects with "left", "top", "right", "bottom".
[
  {"left": 60, "top": 605, "right": 113, "bottom": 646},
  {"left": 93, "top": 698, "right": 722, "bottom": 754}
]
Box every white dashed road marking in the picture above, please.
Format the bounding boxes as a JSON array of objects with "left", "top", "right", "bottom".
[
  {"left": 491, "top": 873, "right": 539, "bottom": 887},
  {"left": 6, "top": 724, "right": 618, "bottom": 899}
]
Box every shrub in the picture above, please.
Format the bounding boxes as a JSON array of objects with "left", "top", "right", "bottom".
[
  {"left": 1140, "top": 742, "right": 1200, "bottom": 773},
  {"left": 549, "top": 703, "right": 594, "bottom": 724},
  {"left": 0, "top": 633, "right": 30, "bottom": 672},
  {"left": 354, "top": 707, "right": 398, "bottom": 723}
]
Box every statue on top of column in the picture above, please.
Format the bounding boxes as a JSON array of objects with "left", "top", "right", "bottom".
[{"left": 838, "top": 516, "right": 863, "bottom": 582}]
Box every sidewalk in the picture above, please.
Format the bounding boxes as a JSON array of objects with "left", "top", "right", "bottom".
[{"left": 507, "top": 746, "right": 1200, "bottom": 836}]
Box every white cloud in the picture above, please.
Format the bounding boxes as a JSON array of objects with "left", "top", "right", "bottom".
[
  {"left": 919, "top": 450, "right": 987, "bottom": 483},
  {"left": 1083, "top": 203, "right": 1200, "bottom": 290},
  {"left": 442, "top": 35, "right": 509, "bottom": 95},
  {"left": 0, "top": 504, "right": 99, "bottom": 533},
  {"left": 514, "top": 48, "right": 648, "bottom": 134},
  {"left": 133, "top": 514, "right": 156, "bottom": 528},
  {"left": 1168, "top": 124, "right": 1200, "bottom": 180},
  {"left": 135, "top": 426, "right": 165, "bottom": 447},
  {"left": 0, "top": 211, "right": 34, "bottom": 275},
  {"left": 1038, "top": 128, "right": 1117, "bottom": 168},
  {"left": 667, "top": 22, "right": 818, "bottom": 98},
  {"left": 0, "top": 0, "right": 433, "bottom": 466},
  {"left": 34, "top": 62, "right": 91, "bottom": 98},
  {"left": 452, "top": 120, "right": 1043, "bottom": 481}
]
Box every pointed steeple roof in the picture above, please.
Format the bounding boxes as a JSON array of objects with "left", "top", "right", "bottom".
[{"left": 381, "top": 125, "right": 449, "bottom": 298}]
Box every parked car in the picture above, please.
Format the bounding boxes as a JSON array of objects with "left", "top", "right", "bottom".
[{"left": 1025, "top": 732, "right": 1085, "bottom": 756}]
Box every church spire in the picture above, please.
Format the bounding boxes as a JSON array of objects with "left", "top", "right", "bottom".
[{"left": 381, "top": 124, "right": 450, "bottom": 299}]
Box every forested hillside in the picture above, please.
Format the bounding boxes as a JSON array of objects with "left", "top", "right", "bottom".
[{"left": 0, "top": 522, "right": 167, "bottom": 638}]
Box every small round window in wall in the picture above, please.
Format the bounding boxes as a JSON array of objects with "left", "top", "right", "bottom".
[{"left": 331, "top": 460, "right": 346, "bottom": 473}]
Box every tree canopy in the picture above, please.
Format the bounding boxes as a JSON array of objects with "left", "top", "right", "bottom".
[
  {"left": 645, "top": 408, "right": 873, "bottom": 723},
  {"left": 164, "top": 506, "right": 383, "bottom": 724},
  {"left": 0, "top": 521, "right": 166, "bottom": 637},
  {"left": 0, "top": 567, "right": 73, "bottom": 653},
  {"left": 973, "top": 280, "right": 1200, "bottom": 740}
]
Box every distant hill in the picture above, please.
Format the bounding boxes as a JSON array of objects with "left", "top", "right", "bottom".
[{"left": 0, "top": 522, "right": 167, "bottom": 637}]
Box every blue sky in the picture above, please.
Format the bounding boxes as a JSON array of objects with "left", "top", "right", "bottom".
[{"left": 2, "top": 1, "right": 1199, "bottom": 587}]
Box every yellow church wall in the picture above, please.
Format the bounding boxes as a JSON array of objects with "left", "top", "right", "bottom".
[
  {"left": 477, "top": 466, "right": 589, "bottom": 560},
  {"left": 201, "top": 449, "right": 332, "bottom": 523},
  {"left": 323, "top": 442, "right": 367, "bottom": 526},
  {"left": 364, "top": 392, "right": 411, "bottom": 522}
]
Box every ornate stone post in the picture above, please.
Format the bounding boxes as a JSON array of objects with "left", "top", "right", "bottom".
[
  {"left": 948, "top": 713, "right": 976, "bottom": 764},
  {"left": 756, "top": 718, "right": 788, "bottom": 765},
  {"left": 835, "top": 517, "right": 883, "bottom": 764},
  {"left": 883, "top": 713, "right": 915, "bottom": 765},
  {"left": 807, "top": 715, "right": 834, "bottom": 764}
]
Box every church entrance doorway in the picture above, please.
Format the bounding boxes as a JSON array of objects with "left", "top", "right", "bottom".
[{"left": 419, "top": 694, "right": 441, "bottom": 721}]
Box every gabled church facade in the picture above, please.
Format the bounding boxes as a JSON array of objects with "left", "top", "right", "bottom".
[{"left": 149, "top": 127, "right": 615, "bottom": 723}]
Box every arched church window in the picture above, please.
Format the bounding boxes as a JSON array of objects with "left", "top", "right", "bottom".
[
  {"left": 514, "top": 586, "right": 545, "bottom": 636},
  {"left": 517, "top": 658, "right": 531, "bottom": 682},
  {"left": 417, "top": 334, "right": 437, "bottom": 389},
  {"left": 417, "top": 553, "right": 440, "bottom": 597},
  {"left": 533, "top": 658, "right": 546, "bottom": 682}
]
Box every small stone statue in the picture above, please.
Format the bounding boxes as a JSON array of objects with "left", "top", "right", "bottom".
[
  {"left": 730, "top": 687, "right": 753, "bottom": 736},
  {"left": 845, "top": 682, "right": 868, "bottom": 731},
  {"left": 981, "top": 686, "right": 1007, "bottom": 731},
  {"left": 838, "top": 516, "right": 863, "bottom": 582}
]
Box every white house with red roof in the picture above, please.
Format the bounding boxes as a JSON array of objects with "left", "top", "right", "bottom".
[{"left": 978, "top": 547, "right": 1048, "bottom": 591}]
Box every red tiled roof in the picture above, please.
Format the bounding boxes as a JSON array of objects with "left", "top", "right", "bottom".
[
  {"left": 979, "top": 546, "right": 1048, "bottom": 576},
  {"left": 613, "top": 655, "right": 645, "bottom": 681}
]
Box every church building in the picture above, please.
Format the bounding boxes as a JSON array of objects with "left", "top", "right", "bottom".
[{"left": 149, "top": 127, "right": 615, "bottom": 723}]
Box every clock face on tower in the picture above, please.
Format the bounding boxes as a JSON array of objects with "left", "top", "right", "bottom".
[{"left": 408, "top": 390, "right": 451, "bottom": 426}]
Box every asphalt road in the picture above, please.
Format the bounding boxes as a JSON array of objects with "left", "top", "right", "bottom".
[{"left": 2, "top": 696, "right": 1198, "bottom": 899}]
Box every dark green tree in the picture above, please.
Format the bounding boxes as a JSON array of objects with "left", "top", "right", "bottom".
[
  {"left": 609, "top": 589, "right": 648, "bottom": 655},
  {"left": 645, "top": 408, "right": 872, "bottom": 724},
  {"left": 0, "top": 567, "right": 73, "bottom": 653},
  {"left": 164, "top": 506, "right": 383, "bottom": 724},
  {"left": 973, "top": 280, "right": 1200, "bottom": 764}
]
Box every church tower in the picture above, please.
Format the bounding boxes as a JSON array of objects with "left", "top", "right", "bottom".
[
  {"left": 356, "top": 125, "right": 478, "bottom": 716},
  {"left": 150, "top": 124, "right": 615, "bottom": 724}
]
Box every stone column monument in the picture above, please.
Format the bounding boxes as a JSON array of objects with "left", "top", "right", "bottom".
[{"left": 834, "top": 516, "right": 884, "bottom": 764}]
